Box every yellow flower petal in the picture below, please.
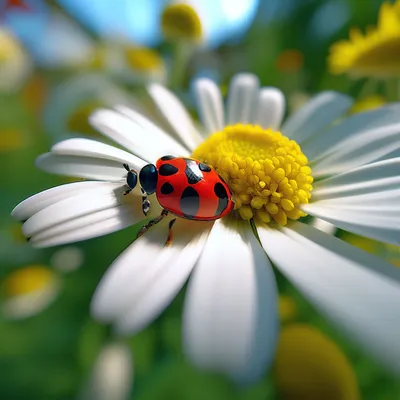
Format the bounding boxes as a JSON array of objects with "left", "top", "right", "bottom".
[{"left": 328, "top": 0, "right": 400, "bottom": 78}]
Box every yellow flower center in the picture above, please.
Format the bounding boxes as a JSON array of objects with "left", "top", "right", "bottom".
[
  {"left": 161, "top": 3, "right": 203, "bottom": 42},
  {"left": 192, "top": 124, "right": 313, "bottom": 225},
  {"left": 1, "top": 266, "right": 55, "bottom": 297},
  {"left": 124, "top": 47, "right": 163, "bottom": 72}
]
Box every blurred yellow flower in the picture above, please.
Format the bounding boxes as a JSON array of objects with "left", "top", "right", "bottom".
[
  {"left": 0, "top": 129, "right": 24, "bottom": 152},
  {"left": 350, "top": 95, "right": 386, "bottom": 114},
  {"left": 66, "top": 100, "right": 105, "bottom": 137},
  {"left": 386, "top": 244, "right": 400, "bottom": 267},
  {"left": 278, "top": 295, "right": 297, "bottom": 322},
  {"left": 161, "top": 2, "right": 203, "bottom": 42},
  {"left": 328, "top": 0, "right": 400, "bottom": 78},
  {"left": 1, "top": 265, "right": 60, "bottom": 319},
  {"left": 89, "top": 42, "right": 166, "bottom": 84},
  {"left": 125, "top": 47, "right": 163, "bottom": 72},
  {"left": 274, "top": 324, "right": 359, "bottom": 400},
  {"left": 342, "top": 232, "right": 400, "bottom": 268},
  {"left": 0, "top": 28, "right": 31, "bottom": 92},
  {"left": 343, "top": 233, "right": 380, "bottom": 255}
]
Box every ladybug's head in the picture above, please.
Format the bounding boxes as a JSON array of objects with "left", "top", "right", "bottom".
[{"left": 139, "top": 164, "right": 158, "bottom": 194}]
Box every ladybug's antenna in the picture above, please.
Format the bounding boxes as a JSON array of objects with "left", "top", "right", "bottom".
[{"left": 123, "top": 163, "right": 130, "bottom": 171}]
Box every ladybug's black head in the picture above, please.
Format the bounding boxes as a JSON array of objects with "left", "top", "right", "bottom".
[{"left": 139, "top": 164, "right": 158, "bottom": 194}]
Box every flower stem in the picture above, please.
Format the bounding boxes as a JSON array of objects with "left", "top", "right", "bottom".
[
  {"left": 384, "top": 78, "right": 398, "bottom": 101},
  {"left": 169, "top": 42, "right": 194, "bottom": 90},
  {"left": 354, "top": 78, "right": 378, "bottom": 99}
]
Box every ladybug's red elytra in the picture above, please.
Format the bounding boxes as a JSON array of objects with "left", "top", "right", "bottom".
[{"left": 123, "top": 156, "right": 234, "bottom": 240}]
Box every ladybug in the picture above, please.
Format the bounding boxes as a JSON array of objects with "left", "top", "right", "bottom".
[{"left": 123, "top": 156, "right": 234, "bottom": 240}]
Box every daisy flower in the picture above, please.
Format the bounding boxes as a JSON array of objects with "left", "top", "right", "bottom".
[
  {"left": 11, "top": 73, "right": 400, "bottom": 384},
  {"left": 1, "top": 265, "right": 60, "bottom": 320},
  {"left": 328, "top": 0, "right": 400, "bottom": 78},
  {"left": 275, "top": 324, "right": 359, "bottom": 400},
  {"left": 89, "top": 40, "right": 166, "bottom": 85},
  {"left": 161, "top": 0, "right": 259, "bottom": 48},
  {"left": 0, "top": 27, "right": 31, "bottom": 92}
]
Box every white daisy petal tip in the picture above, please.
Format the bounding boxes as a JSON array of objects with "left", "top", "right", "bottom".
[
  {"left": 147, "top": 82, "right": 203, "bottom": 150},
  {"left": 231, "top": 72, "right": 260, "bottom": 87},
  {"left": 193, "top": 77, "right": 224, "bottom": 134},
  {"left": 256, "top": 87, "right": 286, "bottom": 130}
]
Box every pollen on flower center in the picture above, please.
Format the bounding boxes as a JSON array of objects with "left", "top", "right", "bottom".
[
  {"left": 124, "top": 47, "right": 163, "bottom": 71},
  {"left": 192, "top": 124, "right": 313, "bottom": 226}
]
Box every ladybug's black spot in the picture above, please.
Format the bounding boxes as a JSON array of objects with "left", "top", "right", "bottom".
[
  {"left": 161, "top": 155, "right": 176, "bottom": 161},
  {"left": 159, "top": 163, "right": 178, "bottom": 176},
  {"left": 184, "top": 159, "right": 203, "bottom": 184},
  {"left": 214, "top": 182, "right": 229, "bottom": 216},
  {"left": 180, "top": 186, "right": 200, "bottom": 217},
  {"left": 198, "top": 163, "right": 211, "bottom": 172},
  {"left": 161, "top": 182, "right": 174, "bottom": 195},
  {"left": 214, "top": 182, "right": 228, "bottom": 199}
]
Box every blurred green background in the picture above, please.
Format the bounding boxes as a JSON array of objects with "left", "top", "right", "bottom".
[{"left": 1, "top": 0, "right": 400, "bottom": 398}]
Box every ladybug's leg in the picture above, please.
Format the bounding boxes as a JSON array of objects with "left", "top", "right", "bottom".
[
  {"left": 136, "top": 209, "right": 169, "bottom": 239},
  {"left": 123, "top": 163, "right": 138, "bottom": 196},
  {"left": 141, "top": 188, "right": 151, "bottom": 216},
  {"left": 164, "top": 218, "right": 177, "bottom": 247}
]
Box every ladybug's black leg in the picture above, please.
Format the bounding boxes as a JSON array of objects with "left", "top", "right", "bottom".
[
  {"left": 141, "top": 188, "right": 151, "bottom": 216},
  {"left": 164, "top": 218, "right": 177, "bottom": 247},
  {"left": 136, "top": 209, "right": 169, "bottom": 239}
]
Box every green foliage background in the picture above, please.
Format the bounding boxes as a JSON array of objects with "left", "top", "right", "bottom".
[{"left": 1, "top": 0, "right": 399, "bottom": 398}]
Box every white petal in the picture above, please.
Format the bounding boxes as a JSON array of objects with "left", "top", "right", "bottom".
[
  {"left": 310, "top": 189, "right": 400, "bottom": 207},
  {"left": 92, "top": 108, "right": 189, "bottom": 161},
  {"left": 311, "top": 217, "right": 337, "bottom": 235},
  {"left": 89, "top": 109, "right": 168, "bottom": 162},
  {"left": 312, "top": 158, "right": 400, "bottom": 200},
  {"left": 23, "top": 189, "right": 124, "bottom": 237},
  {"left": 115, "top": 105, "right": 190, "bottom": 156},
  {"left": 282, "top": 91, "right": 352, "bottom": 144},
  {"left": 183, "top": 219, "right": 278, "bottom": 385},
  {"left": 35, "top": 153, "right": 126, "bottom": 181},
  {"left": 31, "top": 205, "right": 134, "bottom": 243},
  {"left": 257, "top": 222, "right": 400, "bottom": 375},
  {"left": 11, "top": 181, "right": 118, "bottom": 221},
  {"left": 91, "top": 219, "right": 212, "bottom": 335},
  {"left": 255, "top": 88, "right": 285, "bottom": 130},
  {"left": 51, "top": 138, "right": 146, "bottom": 171},
  {"left": 302, "top": 202, "right": 400, "bottom": 245},
  {"left": 314, "top": 177, "right": 400, "bottom": 201},
  {"left": 307, "top": 104, "right": 400, "bottom": 174},
  {"left": 226, "top": 73, "right": 260, "bottom": 125},
  {"left": 148, "top": 83, "right": 203, "bottom": 151},
  {"left": 193, "top": 78, "right": 224, "bottom": 135},
  {"left": 30, "top": 211, "right": 135, "bottom": 248}
]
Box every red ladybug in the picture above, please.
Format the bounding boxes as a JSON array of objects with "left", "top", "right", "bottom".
[{"left": 123, "top": 156, "right": 234, "bottom": 239}]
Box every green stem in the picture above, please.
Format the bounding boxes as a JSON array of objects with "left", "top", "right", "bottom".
[
  {"left": 354, "top": 78, "right": 378, "bottom": 100},
  {"left": 169, "top": 42, "right": 194, "bottom": 90},
  {"left": 384, "top": 78, "right": 398, "bottom": 101}
]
